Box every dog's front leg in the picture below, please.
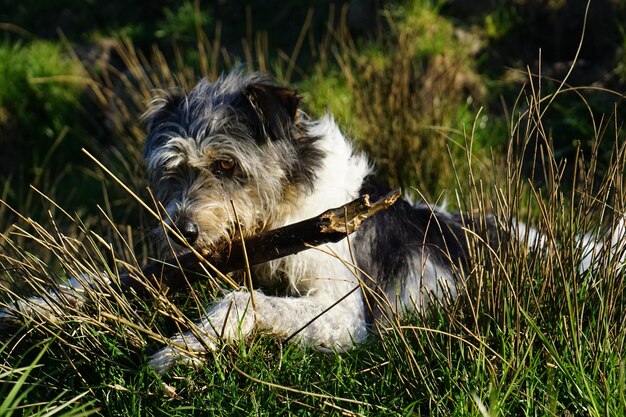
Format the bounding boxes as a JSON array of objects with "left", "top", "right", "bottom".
[
  {"left": 0, "top": 274, "right": 107, "bottom": 324},
  {"left": 149, "top": 289, "right": 368, "bottom": 373},
  {"left": 148, "top": 290, "right": 256, "bottom": 372}
]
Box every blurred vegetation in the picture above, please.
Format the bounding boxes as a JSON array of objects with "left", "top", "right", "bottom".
[
  {"left": 0, "top": 41, "right": 85, "bottom": 174},
  {"left": 0, "top": 0, "right": 624, "bottom": 206}
]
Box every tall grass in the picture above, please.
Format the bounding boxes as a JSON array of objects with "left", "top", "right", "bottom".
[
  {"left": 1, "top": 3, "right": 626, "bottom": 415},
  {"left": 299, "top": 1, "right": 492, "bottom": 200},
  {"left": 2, "top": 73, "right": 625, "bottom": 414}
]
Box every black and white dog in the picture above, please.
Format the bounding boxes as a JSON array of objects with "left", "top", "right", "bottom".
[
  {"left": 2, "top": 71, "right": 623, "bottom": 373},
  {"left": 142, "top": 71, "right": 495, "bottom": 371}
]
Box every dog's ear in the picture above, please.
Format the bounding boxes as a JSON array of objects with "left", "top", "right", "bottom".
[
  {"left": 143, "top": 89, "right": 185, "bottom": 133},
  {"left": 244, "top": 83, "right": 301, "bottom": 142},
  {"left": 142, "top": 89, "right": 185, "bottom": 157}
]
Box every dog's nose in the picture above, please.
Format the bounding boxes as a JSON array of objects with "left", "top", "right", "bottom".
[{"left": 171, "top": 217, "right": 199, "bottom": 245}]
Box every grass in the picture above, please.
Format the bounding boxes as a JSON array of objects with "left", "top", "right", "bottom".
[
  {"left": 1, "top": 1, "right": 626, "bottom": 415},
  {"left": 298, "top": 0, "right": 494, "bottom": 200},
  {"left": 1, "top": 67, "right": 626, "bottom": 416},
  {"left": 0, "top": 40, "right": 86, "bottom": 177},
  {"left": 0, "top": 337, "right": 98, "bottom": 416}
]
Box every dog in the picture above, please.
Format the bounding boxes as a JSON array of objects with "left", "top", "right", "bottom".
[
  {"left": 2, "top": 70, "right": 623, "bottom": 374},
  {"left": 142, "top": 71, "right": 499, "bottom": 372}
]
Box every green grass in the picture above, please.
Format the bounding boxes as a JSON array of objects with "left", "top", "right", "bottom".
[
  {"left": 0, "top": 40, "right": 86, "bottom": 170},
  {"left": 1, "top": 1, "right": 626, "bottom": 415},
  {"left": 0, "top": 338, "right": 99, "bottom": 416},
  {"left": 295, "top": 0, "right": 492, "bottom": 200},
  {"left": 1, "top": 73, "right": 626, "bottom": 415}
]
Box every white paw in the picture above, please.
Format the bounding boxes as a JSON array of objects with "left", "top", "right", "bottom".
[
  {"left": 0, "top": 273, "right": 103, "bottom": 326},
  {"left": 148, "top": 291, "right": 257, "bottom": 374},
  {"left": 1, "top": 297, "right": 64, "bottom": 323},
  {"left": 148, "top": 347, "right": 204, "bottom": 374}
]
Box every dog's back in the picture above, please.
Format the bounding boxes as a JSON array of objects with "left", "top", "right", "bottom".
[{"left": 353, "top": 175, "right": 498, "bottom": 316}]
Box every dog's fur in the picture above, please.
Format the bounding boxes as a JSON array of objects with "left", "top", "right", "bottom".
[{"left": 143, "top": 71, "right": 497, "bottom": 372}]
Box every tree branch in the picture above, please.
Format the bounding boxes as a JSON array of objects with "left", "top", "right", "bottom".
[{"left": 118, "top": 191, "right": 400, "bottom": 296}]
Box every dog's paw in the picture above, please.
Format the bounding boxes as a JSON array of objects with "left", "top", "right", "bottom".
[
  {"left": 148, "top": 323, "right": 225, "bottom": 374},
  {"left": 1, "top": 295, "right": 71, "bottom": 324},
  {"left": 148, "top": 290, "right": 258, "bottom": 374},
  {"left": 148, "top": 344, "right": 210, "bottom": 374},
  {"left": 0, "top": 275, "right": 98, "bottom": 326}
]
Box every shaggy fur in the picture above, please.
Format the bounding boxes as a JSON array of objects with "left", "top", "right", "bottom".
[{"left": 142, "top": 71, "right": 497, "bottom": 372}]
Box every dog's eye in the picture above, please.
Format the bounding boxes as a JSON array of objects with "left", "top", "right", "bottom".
[{"left": 212, "top": 158, "right": 236, "bottom": 176}]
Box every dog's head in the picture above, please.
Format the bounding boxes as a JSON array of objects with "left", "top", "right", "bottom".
[{"left": 143, "top": 72, "right": 323, "bottom": 251}]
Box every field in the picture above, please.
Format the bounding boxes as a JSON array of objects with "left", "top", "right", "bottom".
[{"left": 1, "top": 1, "right": 626, "bottom": 415}]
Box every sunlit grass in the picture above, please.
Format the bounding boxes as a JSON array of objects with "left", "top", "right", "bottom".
[{"left": 1, "top": 2, "right": 626, "bottom": 415}]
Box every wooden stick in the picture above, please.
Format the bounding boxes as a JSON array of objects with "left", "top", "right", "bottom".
[{"left": 117, "top": 191, "right": 400, "bottom": 297}]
